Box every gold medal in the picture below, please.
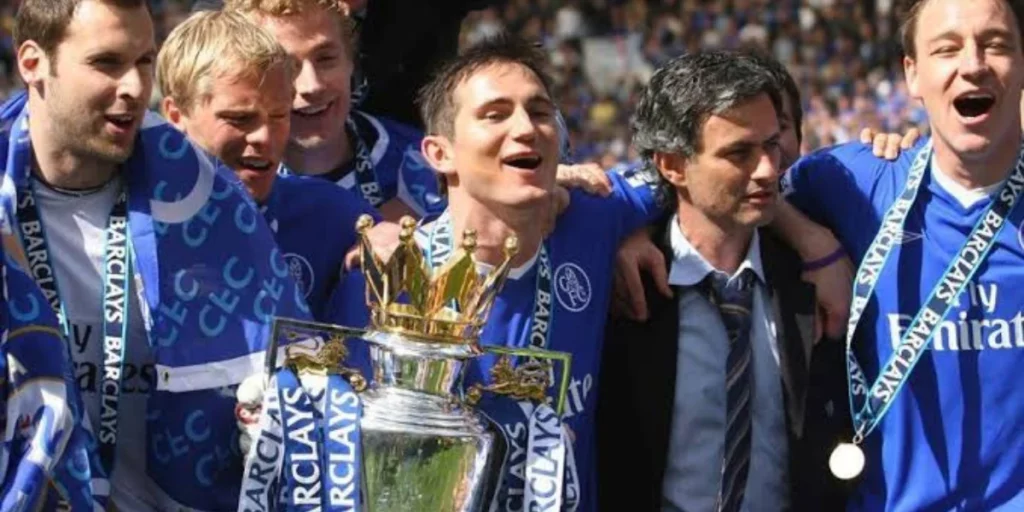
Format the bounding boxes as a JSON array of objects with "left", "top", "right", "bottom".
[{"left": 829, "top": 442, "right": 865, "bottom": 480}]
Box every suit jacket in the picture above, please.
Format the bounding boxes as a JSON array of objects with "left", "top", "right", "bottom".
[{"left": 596, "top": 226, "right": 853, "bottom": 511}]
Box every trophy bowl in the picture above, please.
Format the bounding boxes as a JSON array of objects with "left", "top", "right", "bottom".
[{"left": 357, "top": 329, "right": 507, "bottom": 512}]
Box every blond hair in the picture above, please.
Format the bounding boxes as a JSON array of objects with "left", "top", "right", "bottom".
[
  {"left": 156, "top": 10, "right": 295, "bottom": 113},
  {"left": 224, "top": 0, "right": 358, "bottom": 60}
]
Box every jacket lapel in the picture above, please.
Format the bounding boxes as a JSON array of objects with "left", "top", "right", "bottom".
[
  {"left": 760, "top": 230, "right": 815, "bottom": 438},
  {"left": 646, "top": 241, "right": 683, "bottom": 455}
]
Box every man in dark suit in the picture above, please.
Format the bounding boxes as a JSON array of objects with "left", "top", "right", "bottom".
[{"left": 597, "top": 50, "right": 833, "bottom": 512}]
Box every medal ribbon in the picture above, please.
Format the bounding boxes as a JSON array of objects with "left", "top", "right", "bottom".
[
  {"left": 346, "top": 117, "right": 383, "bottom": 208},
  {"left": 844, "top": 139, "right": 1024, "bottom": 443},
  {"left": 428, "top": 213, "right": 578, "bottom": 511},
  {"left": 4, "top": 100, "right": 113, "bottom": 509},
  {"left": 16, "top": 182, "right": 129, "bottom": 483}
]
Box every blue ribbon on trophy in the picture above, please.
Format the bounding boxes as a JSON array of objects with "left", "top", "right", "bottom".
[
  {"left": 237, "top": 319, "right": 366, "bottom": 512},
  {"left": 238, "top": 372, "right": 285, "bottom": 511},
  {"left": 465, "top": 345, "right": 576, "bottom": 512},
  {"left": 524, "top": 403, "right": 566, "bottom": 510}
]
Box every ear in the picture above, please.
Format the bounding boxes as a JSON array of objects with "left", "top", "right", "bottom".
[
  {"left": 161, "top": 96, "right": 188, "bottom": 133},
  {"left": 904, "top": 55, "right": 920, "bottom": 100},
  {"left": 421, "top": 134, "right": 457, "bottom": 183},
  {"left": 653, "top": 151, "right": 688, "bottom": 189},
  {"left": 17, "top": 41, "right": 49, "bottom": 87}
]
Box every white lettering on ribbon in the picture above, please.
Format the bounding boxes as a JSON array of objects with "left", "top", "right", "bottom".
[
  {"left": 326, "top": 386, "right": 359, "bottom": 508},
  {"left": 238, "top": 381, "right": 285, "bottom": 512},
  {"left": 524, "top": 405, "right": 564, "bottom": 512},
  {"left": 282, "top": 385, "right": 322, "bottom": 506}
]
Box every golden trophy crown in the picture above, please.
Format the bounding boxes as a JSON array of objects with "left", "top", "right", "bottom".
[{"left": 357, "top": 214, "right": 519, "bottom": 344}]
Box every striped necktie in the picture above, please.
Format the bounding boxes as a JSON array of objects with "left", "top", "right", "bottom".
[{"left": 703, "top": 269, "right": 755, "bottom": 512}]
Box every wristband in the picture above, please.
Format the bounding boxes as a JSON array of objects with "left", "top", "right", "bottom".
[{"left": 802, "top": 247, "right": 846, "bottom": 271}]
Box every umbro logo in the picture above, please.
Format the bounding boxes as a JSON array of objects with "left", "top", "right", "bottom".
[{"left": 896, "top": 230, "right": 924, "bottom": 245}]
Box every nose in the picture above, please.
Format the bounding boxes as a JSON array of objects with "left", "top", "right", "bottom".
[
  {"left": 294, "top": 60, "right": 324, "bottom": 100},
  {"left": 508, "top": 107, "right": 537, "bottom": 142},
  {"left": 246, "top": 121, "right": 271, "bottom": 148},
  {"left": 118, "top": 66, "right": 150, "bottom": 104},
  {"left": 751, "top": 147, "right": 781, "bottom": 183},
  {"left": 959, "top": 44, "right": 989, "bottom": 81}
]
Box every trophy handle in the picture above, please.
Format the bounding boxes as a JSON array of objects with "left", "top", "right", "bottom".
[
  {"left": 268, "top": 317, "right": 370, "bottom": 391},
  {"left": 465, "top": 346, "right": 573, "bottom": 416}
]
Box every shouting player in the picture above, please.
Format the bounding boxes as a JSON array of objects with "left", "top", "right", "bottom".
[{"left": 778, "top": 0, "right": 1024, "bottom": 508}]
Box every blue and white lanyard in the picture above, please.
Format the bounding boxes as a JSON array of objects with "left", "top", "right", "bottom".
[
  {"left": 844, "top": 139, "right": 1024, "bottom": 443},
  {"left": 17, "top": 181, "right": 131, "bottom": 479}
]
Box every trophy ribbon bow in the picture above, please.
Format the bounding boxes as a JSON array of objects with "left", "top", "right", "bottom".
[
  {"left": 238, "top": 323, "right": 365, "bottom": 512},
  {"left": 468, "top": 351, "right": 579, "bottom": 512}
]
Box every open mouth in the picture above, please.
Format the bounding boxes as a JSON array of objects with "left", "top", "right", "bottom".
[
  {"left": 105, "top": 113, "right": 135, "bottom": 130},
  {"left": 502, "top": 154, "right": 543, "bottom": 171},
  {"left": 239, "top": 156, "right": 273, "bottom": 172},
  {"left": 293, "top": 101, "right": 332, "bottom": 119},
  {"left": 953, "top": 92, "right": 996, "bottom": 119}
]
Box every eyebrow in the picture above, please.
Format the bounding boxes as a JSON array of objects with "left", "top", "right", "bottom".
[
  {"left": 310, "top": 40, "right": 341, "bottom": 54},
  {"left": 476, "top": 94, "right": 555, "bottom": 110},
  {"left": 977, "top": 27, "right": 1017, "bottom": 41},
  {"left": 927, "top": 27, "right": 1016, "bottom": 44},
  {"left": 85, "top": 50, "right": 122, "bottom": 61},
  {"left": 716, "top": 131, "right": 781, "bottom": 153},
  {"left": 215, "top": 108, "right": 258, "bottom": 117},
  {"left": 84, "top": 47, "right": 158, "bottom": 65}
]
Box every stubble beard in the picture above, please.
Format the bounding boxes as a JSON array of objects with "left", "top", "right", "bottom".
[{"left": 47, "top": 89, "right": 135, "bottom": 166}]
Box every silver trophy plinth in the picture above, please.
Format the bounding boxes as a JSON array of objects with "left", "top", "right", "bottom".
[{"left": 358, "top": 329, "right": 506, "bottom": 512}]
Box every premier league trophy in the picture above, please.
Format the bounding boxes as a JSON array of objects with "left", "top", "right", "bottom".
[{"left": 237, "top": 215, "right": 571, "bottom": 512}]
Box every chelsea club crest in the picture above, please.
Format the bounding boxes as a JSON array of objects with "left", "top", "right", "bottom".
[
  {"left": 554, "top": 263, "right": 591, "bottom": 313},
  {"left": 283, "top": 253, "right": 315, "bottom": 299}
]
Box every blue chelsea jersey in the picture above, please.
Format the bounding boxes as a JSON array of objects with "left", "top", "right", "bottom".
[
  {"left": 785, "top": 141, "right": 1024, "bottom": 511},
  {"left": 279, "top": 110, "right": 444, "bottom": 217},
  {"left": 332, "top": 166, "right": 664, "bottom": 512},
  {"left": 260, "top": 174, "right": 379, "bottom": 320},
  {"left": 468, "top": 171, "right": 661, "bottom": 512}
]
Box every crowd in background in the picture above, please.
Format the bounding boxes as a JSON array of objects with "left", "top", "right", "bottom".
[{"left": 0, "top": 0, "right": 930, "bottom": 167}]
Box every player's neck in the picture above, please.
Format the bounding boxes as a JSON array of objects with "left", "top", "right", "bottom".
[
  {"left": 28, "top": 110, "right": 118, "bottom": 190},
  {"left": 933, "top": 129, "right": 1022, "bottom": 190},
  {"left": 285, "top": 132, "right": 354, "bottom": 177},
  {"left": 447, "top": 191, "right": 545, "bottom": 268},
  {"left": 676, "top": 201, "right": 753, "bottom": 276}
]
